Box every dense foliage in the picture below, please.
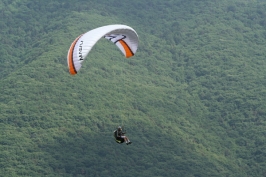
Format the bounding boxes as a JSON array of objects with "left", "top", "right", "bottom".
[{"left": 1, "top": 0, "right": 266, "bottom": 176}]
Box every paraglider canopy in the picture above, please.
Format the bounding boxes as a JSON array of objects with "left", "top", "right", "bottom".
[{"left": 67, "top": 24, "right": 139, "bottom": 75}]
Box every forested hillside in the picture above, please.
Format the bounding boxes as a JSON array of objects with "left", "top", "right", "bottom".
[{"left": 1, "top": 0, "right": 266, "bottom": 176}]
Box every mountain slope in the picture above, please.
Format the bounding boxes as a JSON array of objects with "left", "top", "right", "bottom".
[{"left": 1, "top": 0, "right": 266, "bottom": 176}]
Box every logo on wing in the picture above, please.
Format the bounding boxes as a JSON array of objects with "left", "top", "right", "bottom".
[
  {"left": 105, "top": 34, "right": 126, "bottom": 43},
  {"left": 79, "top": 41, "right": 83, "bottom": 60}
]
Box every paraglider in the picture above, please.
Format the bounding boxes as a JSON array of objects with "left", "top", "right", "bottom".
[
  {"left": 67, "top": 24, "right": 139, "bottom": 75},
  {"left": 114, "top": 126, "right": 132, "bottom": 145},
  {"left": 67, "top": 24, "right": 138, "bottom": 145}
]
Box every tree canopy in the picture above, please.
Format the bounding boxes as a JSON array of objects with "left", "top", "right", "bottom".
[{"left": 1, "top": 0, "right": 266, "bottom": 176}]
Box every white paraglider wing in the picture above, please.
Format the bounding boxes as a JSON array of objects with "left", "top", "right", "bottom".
[{"left": 67, "top": 24, "right": 139, "bottom": 75}]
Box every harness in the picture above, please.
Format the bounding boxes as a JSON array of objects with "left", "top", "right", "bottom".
[
  {"left": 115, "top": 139, "right": 123, "bottom": 144},
  {"left": 114, "top": 130, "right": 125, "bottom": 144}
]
